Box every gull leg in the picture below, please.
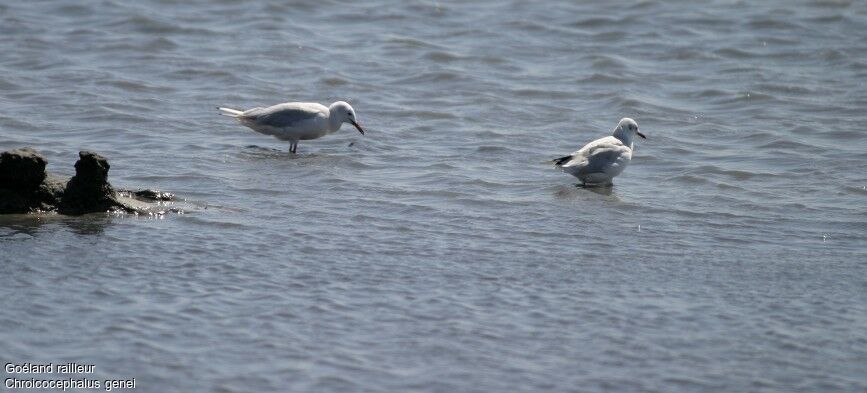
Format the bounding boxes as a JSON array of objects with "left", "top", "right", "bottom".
[{"left": 290, "top": 142, "right": 297, "bottom": 154}]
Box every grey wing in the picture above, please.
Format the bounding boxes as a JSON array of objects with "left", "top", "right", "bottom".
[
  {"left": 570, "top": 148, "right": 623, "bottom": 176},
  {"left": 242, "top": 105, "right": 321, "bottom": 128},
  {"left": 562, "top": 142, "right": 625, "bottom": 175}
]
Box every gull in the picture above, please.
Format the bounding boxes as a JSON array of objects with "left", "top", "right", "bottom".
[
  {"left": 552, "top": 118, "right": 646, "bottom": 186},
  {"left": 218, "top": 101, "right": 365, "bottom": 153}
]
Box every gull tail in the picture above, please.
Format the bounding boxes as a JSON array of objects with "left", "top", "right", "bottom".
[
  {"left": 552, "top": 155, "right": 572, "bottom": 167},
  {"left": 217, "top": 107, "right": 244, "bottom": 117}
]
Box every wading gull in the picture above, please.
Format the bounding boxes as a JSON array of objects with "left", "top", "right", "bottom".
[
  {"left": 552, "top": 118, "right": 646, "bottom": 186},
  {"left": 218, "top": 101, "right": 365, "bottom": 153}
]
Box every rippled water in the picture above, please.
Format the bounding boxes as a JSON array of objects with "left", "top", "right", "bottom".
[{"left": 1, "top": 1, "right": 866, "bottom": 391}]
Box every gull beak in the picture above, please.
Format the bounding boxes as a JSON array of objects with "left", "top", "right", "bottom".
[
  {"left": 350, "top": 120, "right": 365, "bottom": 135},
  {"left": 636, "top": 130, "right": 646, "bottom": 139}
]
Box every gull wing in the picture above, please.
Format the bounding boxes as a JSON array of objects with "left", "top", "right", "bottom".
[
  {"left": 558, "top": 137, "right": 629, "bottom": 176},
  {"left": 241, "top": 103, "right": 324, "bottom": 129}
]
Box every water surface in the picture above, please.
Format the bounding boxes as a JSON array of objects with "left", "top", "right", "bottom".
[{"left": 1, "top": 1, "right": 866, "bottom": 392}]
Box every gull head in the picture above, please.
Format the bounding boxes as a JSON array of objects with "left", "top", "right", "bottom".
[
  {"left": 330, "top": 101, "right": 365, "bottom": 135},
  {"left": 616, "top": 118, "right": 645, "bottom": 140}
]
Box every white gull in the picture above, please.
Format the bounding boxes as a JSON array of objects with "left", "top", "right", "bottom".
[
  {"left": 218, "top": 101, "right": 365, "bottom": 153},
  {"left": 553, "top": 118, "right": 646, "bottom": 186}
]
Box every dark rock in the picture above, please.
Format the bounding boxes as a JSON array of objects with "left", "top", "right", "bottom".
[
  {"left": 1, "top": 148, "right": 173, "bottom": 215},
  {"left": 0, "top": 148, "right": 62, "bottom": 214},
  {"left": 0, "top": 187, "right": 52, "bottom": 214},
  {"left": 74, "top": 151, "right": 110, "bottom": 183},
  {"left": 40, "top": 174, "right": 67, "bottom": 204},
  {"left": 0, "top": 147, "right": 47, "bottom": 189},
  {"left": 59, "top": 151, "right": 131, "bottom": 215},
  {"left": 132, "top": 189, "right": 175, "bottom": 201}
]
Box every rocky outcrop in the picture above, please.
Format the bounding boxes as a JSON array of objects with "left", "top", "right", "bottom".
[
  {"left": 0, "top": 148, "right": 173, "bottom": 215},
  {"left": 0, "top": 148, "right": 63, "bottom": 213},
  {"left": 58, "top": 151, "right": 130, "bottom": 215},
  {"left": 0, "top": 147, "right": 47, "bottom": 188}
]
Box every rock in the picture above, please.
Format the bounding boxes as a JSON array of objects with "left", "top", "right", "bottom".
[
  {"left": 58, "top": 151, "right": 131, "bottom": 215},
  {"left": 0, "top": 148, "right": 61, "bottom": 214},
  {"left": 1, "top": 148, "right": 174, "bottom": 215},
  {"left": 0, "top": 147, "right": 47, "bottom": 189},
  {"left": 132, "top": 189, "right": 175, "bottom": 201},
  {"left": 40, "top": 174, "right": 67, "bottom": 203},
  {"left": 0, "top": 186, "right": 54, "bottom": 214},
  {"left": 75, "top": 151, "right": 110, "bottom": 182}
]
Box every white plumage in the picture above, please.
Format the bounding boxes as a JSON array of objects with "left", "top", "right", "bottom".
[
  {"left": 218, "top": 101, "right": 365, "bottom": 153},
  {"left": 553, "top": 118, "right": 646, "bottom": 186}
]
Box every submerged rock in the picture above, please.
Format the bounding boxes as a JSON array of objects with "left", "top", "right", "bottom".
[
  {"left": 131, "top": 189, "right": 175, "bottom": 201},
  {"left": 0, "top": 148, "right": 176, "bottom": 215}
]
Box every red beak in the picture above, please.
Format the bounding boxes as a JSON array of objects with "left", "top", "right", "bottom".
[{"left": 351, "top": 120, "right": 365, "bottom": 135}]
